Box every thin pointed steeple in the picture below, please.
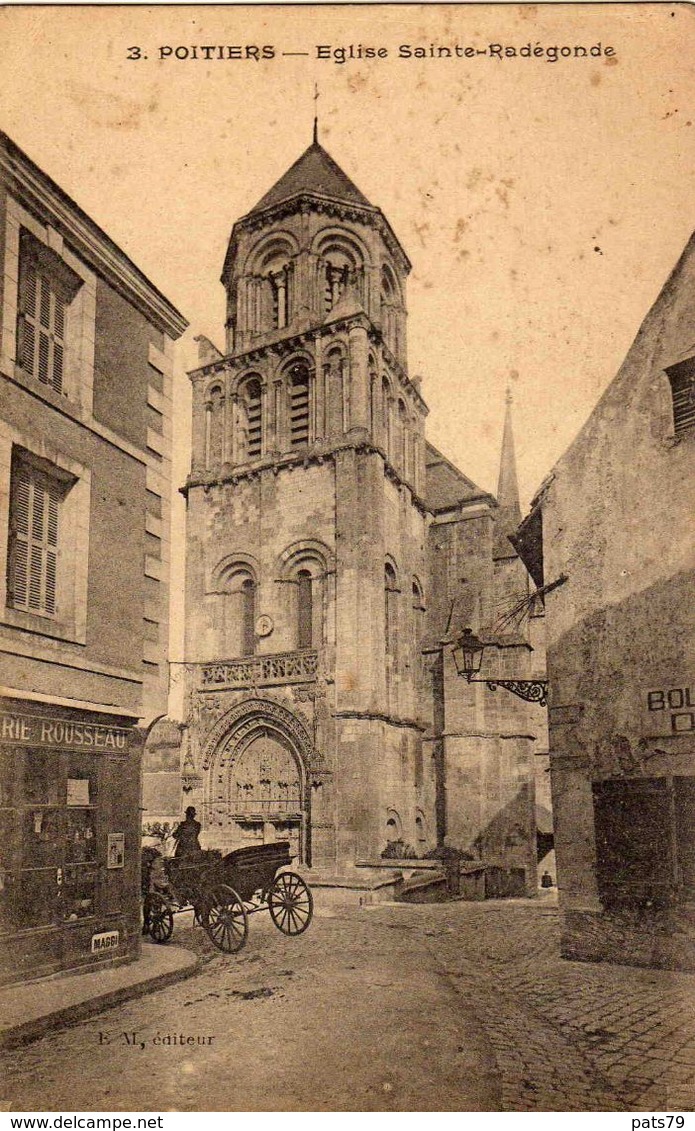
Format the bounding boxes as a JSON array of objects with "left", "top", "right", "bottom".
[
  {"left": 313, "top": 83, "right": 319, "bottom": 144},
  {"left": 493, "top": 386, "right": 523, "bottom": 559}
]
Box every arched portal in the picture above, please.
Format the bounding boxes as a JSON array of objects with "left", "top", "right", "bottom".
[{"left": 204, "top": 701, "right": 313, "bottom": 865}]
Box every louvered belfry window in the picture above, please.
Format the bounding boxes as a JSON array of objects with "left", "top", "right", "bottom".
[
  {"left": 8, "top": 455, "right": 63, "bottom": 617},
  {"left": 245, "top": 379, "right": 263, "bottom": 459},
  {"left": 667, "top": 360, "right": 695, "bottom": 438},
  {"left": 17, "top": 241, "right": 69, "bottom": 395},
  {"left": 289, "top": 363, "right": 310, "bottom": 448}
]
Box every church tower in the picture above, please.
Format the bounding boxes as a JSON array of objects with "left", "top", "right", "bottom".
[{"left": 182, "top": 135, "right": 431, "bottom": 871}]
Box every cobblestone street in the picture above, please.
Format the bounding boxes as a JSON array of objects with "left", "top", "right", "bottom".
[
  {"left": 2, "top": 894, "right": 694, "bottom": 1112},
  {"left": 370, "top": 896, "right": 695, "bottom": 1112}
]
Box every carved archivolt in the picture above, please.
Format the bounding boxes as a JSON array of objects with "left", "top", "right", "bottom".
[{"left": 199, "top": 695, "right": 322, "bottom": 775}]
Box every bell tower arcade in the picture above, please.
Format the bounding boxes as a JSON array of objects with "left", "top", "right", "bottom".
[{"left": 183, "top": 137, "right": 433, "bottom": 872}]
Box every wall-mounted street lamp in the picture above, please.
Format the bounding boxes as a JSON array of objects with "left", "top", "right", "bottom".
[{"left": 451, "top": 628, "right": 549, "bottom": 707}]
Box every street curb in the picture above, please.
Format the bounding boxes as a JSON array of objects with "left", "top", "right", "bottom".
[{"left": 0, "top": 952, "right": 202, "bottom": 1051}]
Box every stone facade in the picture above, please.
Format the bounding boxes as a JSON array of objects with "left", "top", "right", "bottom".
[
  {"left": 0, "top": 132, "right": 187, "bottom": 983},
  {"left": 180, "top": 138, "right": 545, "bottom": 885},
  {"left": 516, "top": 231, "right": 695, "bottom": 968}
]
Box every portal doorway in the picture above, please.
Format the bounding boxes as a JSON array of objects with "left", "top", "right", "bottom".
[{"left": 218, "top": 727, "right": 308, "bottom": 863}]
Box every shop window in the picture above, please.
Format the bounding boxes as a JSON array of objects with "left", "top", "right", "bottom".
[
  {"left": 674, "top": 777, "right": 695, "bottom": 894},
  {"left": 0, "top": 747, "right": 101, "bottom": 935},
  {"left": 592, "top": 776, "right": 695, "bottom": 908},
  {"left": 6, "top": 451, "right": 73, "bottom": 619}
]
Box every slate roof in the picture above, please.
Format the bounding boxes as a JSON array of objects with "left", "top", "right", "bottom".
[
  {"left": 424, "top": 442, "right": 491, "bottom": 512},
  {"left": 249, "top": 141, "right": 374, "bottom": 214}
]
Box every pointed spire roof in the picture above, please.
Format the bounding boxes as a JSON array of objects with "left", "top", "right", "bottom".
[
  {"left": 494, "top": 388, "right": 523, "bottom": 559},
  {"left": 248, "top": 140, "right": 374, "bottom": 216}
]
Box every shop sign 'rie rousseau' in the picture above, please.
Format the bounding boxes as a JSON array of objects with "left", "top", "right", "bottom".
[{"left": 0, "top": 712, "right": 131, "bottom": 751}]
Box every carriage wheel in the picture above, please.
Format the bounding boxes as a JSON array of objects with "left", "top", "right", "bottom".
[
  {"left": 144, "top": 893, "right": 174, "bottom": 944},
  {"left": 204, "top": 884, "right": 248, "bottom": 954},
  {"left": 268, "top": 872, "right": 313, "bottom": 936}
]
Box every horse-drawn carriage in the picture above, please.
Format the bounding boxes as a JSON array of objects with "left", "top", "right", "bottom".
[{"left": 141, "top": 840, "right": 313, "bottom": 954}]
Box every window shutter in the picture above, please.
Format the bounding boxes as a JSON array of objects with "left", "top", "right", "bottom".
[
  {"left": 9, "top": 467, "right": 31, "bottom": 606},
  {"left": 7, "top": 457, "right": 63, "bottom": 617},
  {"left": 17, "top": 242, "right": 68, "bottom": 395}
]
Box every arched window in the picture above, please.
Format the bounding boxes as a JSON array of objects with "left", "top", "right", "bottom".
[
  {"left": 281, "top": 541, "right": 329, "bottom": 652},
  {"left": 297, "top": 569, "right": 313, "bottom": 649},
  {"left": 315, "top": 236, "right": 365, "bottom": 315},
  {"left": 381, "top": 377, "right": 391, "bottom": 457},
  {"left": 381, "top": 264, "right": 400, "bottom": 356},
  {"left": 215, "top": 563, "right": 258, "bottom": 658},
  {"left": 270, "top": 266, "right": 292, "bottom": 330},
  {"left": 385, "top": 563, "right": 398, "bottom": 663},
  {"left": 325, "top": 346, "right": 345, "bottom": 435},
  {"left": 369, "top": 359, "right": 378, "bottom": 438},
  {"left": 385, "top": 809, "right": 402, "bottom": 842},
  {"left": 241, "top": 578, "right": 256, "bottom": 656},
  {"left": 415, "top": 810, "right": 428, "bottom": 849},
  {"left": 246, "top": 236, "right": 296, "bottom": 335},
  {"left": 239, "top": 376, "right": 262, "bottom": 461},
  {"left": 398, "top": 400, "right": 408, "bottom": 476},
  {"left": 288, "top": 362, "right": 311, "bottom": 448},
  {"left": 205, "top": 384, "right": 225, "bottom": 469},
  {"left": 412, "top": 578, "right": 425, "bottom": 679}
]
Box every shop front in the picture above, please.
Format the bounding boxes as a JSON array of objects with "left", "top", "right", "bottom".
[{"left": 0, "top": 700, "right": 143, "bottom": 986}]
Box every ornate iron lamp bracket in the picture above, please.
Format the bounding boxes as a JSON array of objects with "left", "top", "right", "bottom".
[{"left": 484, "top": 679, "right": 548, "bottom": 707}]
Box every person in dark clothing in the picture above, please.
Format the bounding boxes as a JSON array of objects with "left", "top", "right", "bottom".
[{"left": 172, "top": 806, "right": 202, "bottom": 858}]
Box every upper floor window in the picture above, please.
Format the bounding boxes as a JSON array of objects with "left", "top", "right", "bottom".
[
  {"left": 270, "top": 267, "right": 291, "bottom": 330},
  {"left": 380, "top": 264, "right": 401, "bottom": 356},
  {"left": 398, "top": 400, "right": 408, "bottom": 475},
  {"left": 241, "top": 578, "right": 256, "bottom": 656},
  {"left": 288, "top": 362, "right": 311, "bottom": 448},
  {"left": 297, "top": 569, "right": 313, "bottom": 649},
  {"left": 204, "top": 384, "right": 225, "bottom": 468},
  {"left": 239, "top": 376, "right": 263, "bottom": 461},
  {"left": 666, "top": 358, "right": 695, "bottom": 438},
  {"left": 381, "top": 377, "right": 392, "bottom": 457},
  {"left": 7, "top": 451, "right": 71, "bottom": 618},
  {"left": 324, "top": 261, "right": 350, "bottom": 313},
  {"left": 17, "top": 232, "right": 80, "bottom": 396},
  {"left": 385, "top": 563, "right": 399, "bottom": 661}
]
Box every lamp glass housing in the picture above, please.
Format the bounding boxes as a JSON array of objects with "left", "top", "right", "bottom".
[{"left": 452, "top": 629, "right": 485, "bottom": 680}]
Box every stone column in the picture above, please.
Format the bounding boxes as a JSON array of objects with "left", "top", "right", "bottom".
[
  {"left": 348, "top": 323, "right": 369, "bottom": 432},
  {"left": 230, "top": 393, "right": 240, "bottom": 466},
  {"left": 273, "top": 378, "right": 284, "bottom": 453},
  {"left": 190, "top": 377, "right": 207, "bottom": 475}
]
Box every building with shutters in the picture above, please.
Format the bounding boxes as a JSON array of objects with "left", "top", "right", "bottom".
[
  {"left": 0, "top": 133, "right": 187, "bottom": 984},
  {"left": 514, "top": 231, "right": 695, "bottom": 969},
  {"left": 178, "top": 133, "right": 546, "bottom": 893}
]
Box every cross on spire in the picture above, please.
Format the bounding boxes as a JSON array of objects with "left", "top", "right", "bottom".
[{"left": 313, "top": 84, "right": 319, "bottom": 144}]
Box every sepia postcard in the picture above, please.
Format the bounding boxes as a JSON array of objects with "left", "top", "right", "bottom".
[{"left": 0, "top": 1, "right": 694, "bottom": 1117}]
